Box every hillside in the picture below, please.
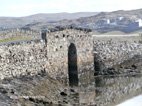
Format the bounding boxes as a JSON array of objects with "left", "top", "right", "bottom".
[
  {"left": 0, "top": 12, "right": 98, "bottom": 30},
  {"left": 74, "top": 9, "right": 142, "bottom": 33},
  {"left": 1, "top": 9, "right": 142, "bottom": 33}
]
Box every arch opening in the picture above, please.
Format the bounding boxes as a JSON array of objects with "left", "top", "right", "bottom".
[
  {"left": 41, "top": 31, "right": 47, "bottom": 44},
  {"left": 68, "top": 43, "right": 79, "bottom": 86}
]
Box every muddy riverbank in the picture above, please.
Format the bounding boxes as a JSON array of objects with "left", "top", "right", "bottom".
[{"left": 0, "top": 55, "right": 141, "bottom": 106}]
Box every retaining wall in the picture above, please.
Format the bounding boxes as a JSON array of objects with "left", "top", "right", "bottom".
[{"left": 93, "top": 34, "right": 142, "bottom": 74}]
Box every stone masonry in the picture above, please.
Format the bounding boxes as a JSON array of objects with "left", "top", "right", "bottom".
[
  {"left": 0, "top": 29, "right": 94, "bottom": 87},
  {"left": 0, "top": 29, "right": 142, "bottom": 87},
  {"left": 0, "top": 42, "right": 47, "bottom": 79},
  {"left": 45, "top": 29, "right": 94, "bottom": 86},
  {"left": 93, "top": 35, "right": 142, "bottom": 74},
  {"left": 0, "top": 28, "right": 40, "bottom": 40}
]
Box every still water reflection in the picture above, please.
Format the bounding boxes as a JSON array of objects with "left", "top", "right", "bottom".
[
  {"left": 1, "top": 71, "right": 142, "bottom": 106},
  {"left": 117, "top": 95, "right": 142, "bottom": 106},
  {"left": 94, "top": 74, "right": 142, "bottom": 106},
  {"left": 68, "top": 74, "right": 142, "bottom": 106}
]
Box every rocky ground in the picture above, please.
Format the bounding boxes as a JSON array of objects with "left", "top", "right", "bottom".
[
  {"left": 0, "top": 70, "right": 84, "bottom": 106},
  {"left": 95, "top": 55, "right": 142, "bottom": 75},
  {"left": 0, "top": 71, "right": 64, "bottom": 106},
  {"left": 0, "top": 55, "right": 141, "bottom": 106}
]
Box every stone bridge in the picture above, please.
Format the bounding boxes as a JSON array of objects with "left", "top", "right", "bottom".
[
  {"left": 0, "top": 29, "right": 142, "bottom": 105},
  {"left": 44, "top": 29, "right": 94, "bottom": 87},
  {"left": 0, "top": 29, "right": 142, "bottom": 87},
  {"left": 0, "top": 29, "right": 95, "bottom": 87}
]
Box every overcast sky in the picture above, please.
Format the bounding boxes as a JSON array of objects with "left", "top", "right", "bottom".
[{"left": 0, "top": 0, "right": 142, "bottom": 17}]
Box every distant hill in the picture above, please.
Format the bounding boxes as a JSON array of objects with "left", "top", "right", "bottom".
[
  {"left": 0, "top": 12, "right": 98, "bottom": 30},
  {"left": 22, "top": 12, "right": 98, "bottom": 22},
  {"left": 21, "top": 9, "right": 142, "bottom": 33},
  {"left": 1, "top": 9, "right": 142, "bottom": 33},
  {"left": 58, "top": 9, "right": 142, "bottom": 33},
  {"left": 74, "top": 9, "right": 142, "bottom": 33}
]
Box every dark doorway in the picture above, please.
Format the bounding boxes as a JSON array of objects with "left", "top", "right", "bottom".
[
  {"left": 41, "top": 31, "right": 47, "bottom": 44},
  {"left": 68, "top": 43, "right": 79, "bottom": 86}
]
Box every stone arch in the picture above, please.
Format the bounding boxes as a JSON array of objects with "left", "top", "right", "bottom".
[
  {"left": 68, "top": 43, "right": 79, "bottom": 86},
  {"left": 41, "top": 31, "right": 47, "bottom": 44}
]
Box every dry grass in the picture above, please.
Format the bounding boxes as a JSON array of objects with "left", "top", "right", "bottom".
[{"left": 0, "top": 36, "right": 32, "bottom": 43}]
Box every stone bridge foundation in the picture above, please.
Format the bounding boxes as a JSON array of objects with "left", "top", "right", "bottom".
[{"left": 45, "top": 29, "right": 95, "bottom": 87}]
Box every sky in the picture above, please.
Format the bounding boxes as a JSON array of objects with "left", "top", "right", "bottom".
[{"left": 0, "top": 0, "right": 142, "bottom": 17}]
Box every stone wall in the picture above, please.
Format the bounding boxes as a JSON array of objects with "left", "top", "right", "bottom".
[
  {"left": 45, "top": 29, "right": 94, "bottom": 86},
  {"left": 0, "top": 42, "right": 47, "bottom": 79},
  {"left": 0, "top": 30, "right": 142, "bottom": 87},
  {"left": 0, "top": 29, "right": 40, "bottom": 40},
  {"left": 0, "top": 29, "right": 94, "bottom": 87},
  {"left": 93, "top": 34, "right": 142, "bottom": 74}
]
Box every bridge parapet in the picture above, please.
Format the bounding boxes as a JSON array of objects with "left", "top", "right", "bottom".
[
  {"left": 93, "top": 34, "right": 142, "bottom": 74},
  {"left": 0, "top": 28, "right": 40, "bottom": 40}
]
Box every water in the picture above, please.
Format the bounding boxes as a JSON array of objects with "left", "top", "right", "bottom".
[
  {"left": 0, "top": 71, "right": 142, "bottom": 106},
  {"left": 93, "top": 74, "right": 142, "bottom": 106},
  {"left": 117, "top": 95, "right": 142, "bottom": 106}
]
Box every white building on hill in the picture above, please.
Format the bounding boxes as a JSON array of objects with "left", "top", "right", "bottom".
[{"left": 137, "top": 19, "right": 142, "bottom": 27}]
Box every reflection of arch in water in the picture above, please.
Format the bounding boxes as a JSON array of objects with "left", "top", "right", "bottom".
[{"left": 68, "top": 43, "right": 79, "bottom": 86}]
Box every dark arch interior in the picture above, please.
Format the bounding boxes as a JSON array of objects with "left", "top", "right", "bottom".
[
  {"left": 68, "top": 43, "right": 79, "bottom": 86},
  {"left": 41, "top": 32, "right": 47, "bottom": 44}
]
